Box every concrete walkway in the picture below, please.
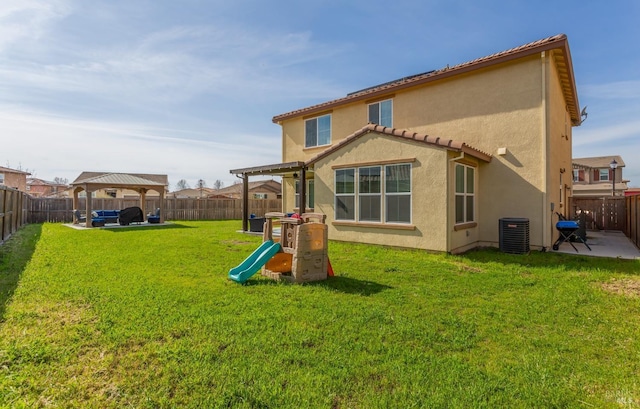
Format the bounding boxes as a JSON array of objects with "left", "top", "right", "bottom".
[{"left": 552, "top": 230, "right": 640, "bottom": 260}]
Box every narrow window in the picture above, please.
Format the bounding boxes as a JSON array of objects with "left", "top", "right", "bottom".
[
  {"left": 295, "top": 179, "right": 315, "bottom": 209},
  {"left": 305, "top": 114, "right": 332, "bottom": 148},
  {"left": 385, "top": 164, "right": 411, "bottom": 223},
  {"left": 335, "top": 169, "right": 355, "bottom": 220},
  {"left": 368, "top": 99, "right": 393, "bottom": 127},
  {"left": 455, "top": 164, "right": 475, "bottom": 224},
  {"left": 359, "top": 166, "right": 381, "bottom": 222}
]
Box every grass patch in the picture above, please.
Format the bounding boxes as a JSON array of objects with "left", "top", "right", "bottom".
[{"left": 1, "top": 221, "right": 640, "bottom": 407}]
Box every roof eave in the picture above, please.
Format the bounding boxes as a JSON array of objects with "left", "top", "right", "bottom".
[{"left": 272, "top": 35, "right": 580, "bottom": 125}]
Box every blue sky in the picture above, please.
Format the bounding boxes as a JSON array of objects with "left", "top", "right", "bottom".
[{"left": 2, "top": 0, "right": 639, "bottom": 189}]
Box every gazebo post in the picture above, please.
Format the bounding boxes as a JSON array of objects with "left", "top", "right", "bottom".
[
  {"left": 139, "top": 189, "right": 147, "bottom": 220},
  {"left": 85, "top": 185, "right": 92, "bottom": 228},
  {"left": 159, "top": 188, "right": 165, "bottom": 223}
]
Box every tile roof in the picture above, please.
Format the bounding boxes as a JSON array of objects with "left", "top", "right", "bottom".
[
  {"left": 71, "top": 172, "right": 168, "bottom": 186},
  {"left": 306, "top": 124, "right": 492, "bottom": 165},
  {"left": 573, "top": 155, "right": 625, "bottom": 169},
  {"left": 0, "top": 166, "right": 31, "bottom": 175},
  {"left": 273, "top": 34, "right": 580, "bottom": 125}
]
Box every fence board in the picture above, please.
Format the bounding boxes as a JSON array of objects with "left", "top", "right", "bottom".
[
  {"left": 24, "top": 197, "right": 282, "bottom": 224},
  {"left": 1, "top": 186, "right": 27, "bottom": 244},
  {"left": 626, "top": 195, "right": 639, "bottom": 250},
  {"left": 571, "top": 197, "right": 627, "bottom": 232}
]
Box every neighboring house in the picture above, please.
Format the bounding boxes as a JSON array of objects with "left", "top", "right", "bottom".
[
  {"left": 0, "top": 166, "right": 31, "bottom": 192},
  {"left": 625, "top": 188, "right": 640, "bottom": 197},
  {"left": 27, "top": 178, "right": 69, "bottom": 198},
  {"left": 169, "top": 187, "right": 220, "bottom": 198},
  {"left": 232, "top": 34, "right": 582, "bottom": 253},
  {"left": 572, "top": 156, "right": 628, "bottom": 197},
  {"left": 214, "top": 180, "right": 282, "bottom": 200}
]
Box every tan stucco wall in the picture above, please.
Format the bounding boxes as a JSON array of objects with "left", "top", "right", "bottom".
[
  {"left": 313, "top": 132, "right": 450, "bottom": 251},
  {"left": 545, "top": 50, "right": 575, "bottom": 247},
  {"left": 279, "top": 52, "right": 575, "bottom": 251}
]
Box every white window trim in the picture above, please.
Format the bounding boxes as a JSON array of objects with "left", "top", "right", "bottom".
[
  {"left": 368, "top": 99, "right": 393, "bottom": 127},
  {"left": 455, "top": 164, "right": 475, "bottom": 225},
  {"left": 334, "top": 163, "right": 412, "bottom": 225},
  {"left": 335, "top": 169, "right": 355, "bottom": 221},
  {"left": 599, "top": 168, "right": 610, "bottom": 181},
  {"left": 305, "top": 114, "right": 332, "bottom": 148}
]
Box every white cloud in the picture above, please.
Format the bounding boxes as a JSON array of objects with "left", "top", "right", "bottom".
[
  {"left": 1, "top": 106, "right": 280, "bottom": 187},
  {"left": 0, "top": 0, "right": 71, "bottom": 52},
  {"left": 581, "top": 80, "right": 640, "bottom": 100}
]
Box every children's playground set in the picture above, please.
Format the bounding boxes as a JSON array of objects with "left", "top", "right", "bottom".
[{"left": 228, "top": 213, "right": 333, "bottom": 284}]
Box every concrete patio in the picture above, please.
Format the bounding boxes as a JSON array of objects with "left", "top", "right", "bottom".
[{"left": 552, "top": 230, "right": 640, "bottom": 260}]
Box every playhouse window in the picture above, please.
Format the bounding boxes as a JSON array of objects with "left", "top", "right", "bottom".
[{"left": 305, "top": 114, "right": 331, "bottom": 148}]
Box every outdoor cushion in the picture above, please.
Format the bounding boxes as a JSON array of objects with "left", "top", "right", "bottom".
[{"left": 556, "top": 221, "right": 579, "bottom": 229}]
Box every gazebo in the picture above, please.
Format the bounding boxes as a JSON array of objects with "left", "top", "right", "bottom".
[{"left": 70, "top": 172, "right": 168, "bottom": 228}]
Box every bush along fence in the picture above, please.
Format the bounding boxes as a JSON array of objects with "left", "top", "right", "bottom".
[
  {"left": 1, "top": 186, "right": 27, "bottom": 244},
  {"left": 24, "top": 197, "right": 283, "bottom": 224}
]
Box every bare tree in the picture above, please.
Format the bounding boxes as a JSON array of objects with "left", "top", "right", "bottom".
[
  {"left": 53, "top": 177, "right": 68, "bottom": 185},
  {"left": 213, "top": 179, "right": 224, "bottom": 190},
  {"left": 197, "top": 179, "right": 207, "bottom": 198},
  {"left": 175, "top": 179, "right": 190, "bottom": 190}
]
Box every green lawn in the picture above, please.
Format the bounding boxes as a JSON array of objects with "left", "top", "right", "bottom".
[{"left": 1, "top": 221, "right": 639, "bottom": 408}]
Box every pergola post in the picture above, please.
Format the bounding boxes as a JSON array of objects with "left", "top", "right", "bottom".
[
  {"left": 242, "top": 174, "right": 249, "bottom": 232},
  {"left": 299, "top": 167, "right": 307, "bottom": 215}
]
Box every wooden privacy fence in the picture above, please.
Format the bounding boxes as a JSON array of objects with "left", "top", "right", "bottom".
[
  {"left": 571, "top": 197, "right": 627, "bottom": 232},
  {"left": 0, "top": 186, "right": 27, "bottom": 244},
  {"left": 627, "top": 194, "right": 640, "bottom": 250},
  {"left": 24, "top": 197, "right": 282, "bottom": 224}
]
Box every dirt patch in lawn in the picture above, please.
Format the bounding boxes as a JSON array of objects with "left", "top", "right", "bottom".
[{"left": 601, "top": 278, "right": 640, "bottom": 297}]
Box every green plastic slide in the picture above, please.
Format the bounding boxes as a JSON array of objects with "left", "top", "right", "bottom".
[{"left": 228, "top": 240, "right": 281, "bottom": 284}]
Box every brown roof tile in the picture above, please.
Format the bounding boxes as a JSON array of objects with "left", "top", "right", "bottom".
[
  {"left": 273, "top": 34, "right": 580, "bottom": 125},
  {"left": 305, "top": 124, "right": 492, "bottom": 165}
]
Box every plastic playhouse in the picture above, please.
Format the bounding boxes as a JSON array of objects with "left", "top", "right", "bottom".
[{"left": 228, "top": 212, "right": 330, "bottom": 284}]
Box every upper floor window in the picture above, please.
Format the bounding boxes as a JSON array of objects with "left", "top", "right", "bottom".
[
  {"left": 0, "top": 173, "right": 4, "bottom": 184},
  {"left": 305, "top": 114, "right": 331, "bottom": 148},
  {"left": 368, "top": 99, "right": 393, "bottom": 127},
  {"left": 598, "top": 169, "right": 610, "bottom": 181},
  {"left": 573, "top": 169, "right": 585, "bottom": 182}
]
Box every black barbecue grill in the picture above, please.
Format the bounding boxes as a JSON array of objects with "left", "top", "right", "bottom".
[{"left": 552, "top": 220, "right": 591, "bottom": 252}]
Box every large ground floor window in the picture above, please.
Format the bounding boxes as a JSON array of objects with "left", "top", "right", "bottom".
[{"left": 335, "top": 163, "right": 411, "bottom": 224}]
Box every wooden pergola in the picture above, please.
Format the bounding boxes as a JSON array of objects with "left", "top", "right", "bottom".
[
  {"left": 230, "top": 161, "right": 307, "bottom": 232},
  {"left": 70, "top": 172, "right": 168, "bottom": 228}
]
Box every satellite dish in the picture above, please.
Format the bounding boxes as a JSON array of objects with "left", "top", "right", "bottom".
[{"left": 580, "top": 106, "right": 588, "bottom": 124}]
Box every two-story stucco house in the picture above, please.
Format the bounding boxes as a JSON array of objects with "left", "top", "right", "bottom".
[
  {"left": 231, "top": 34, "right": 582, "bottom": 253},
  {"left": 572, "top": 155, "right": 628, "bottom": 197}
]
